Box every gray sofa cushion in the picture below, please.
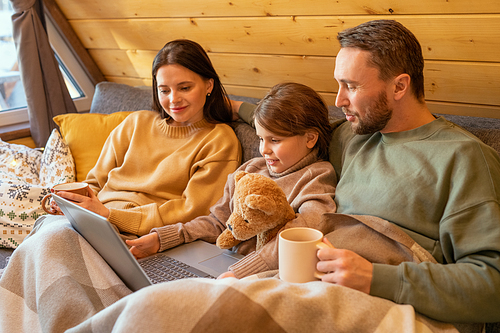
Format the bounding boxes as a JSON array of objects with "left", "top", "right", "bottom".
[{"left": 90, "top": 82, "right": 153, "bottom": 114}]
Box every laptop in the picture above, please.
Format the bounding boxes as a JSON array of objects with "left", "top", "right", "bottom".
[{"left": 51, "top": 194, "right": 244, "bottom": 291}]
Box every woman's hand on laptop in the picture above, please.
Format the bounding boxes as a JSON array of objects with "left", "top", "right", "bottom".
[{"left": 126, "top": 232, "right": 160, "bottom": 259}]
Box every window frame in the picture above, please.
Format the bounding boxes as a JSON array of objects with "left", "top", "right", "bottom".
[{"left": 0, "top": 13, "right": 95, "bottom": 128}]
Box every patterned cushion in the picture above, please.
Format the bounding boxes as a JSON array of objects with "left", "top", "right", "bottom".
[
  {"left": 0, "top": 176, "right": 50, "bottom": 248},
  {"left": 0, "top": 129, "right": 76, "bottom": 249},
  {"left": 39, "top": 129, "right": 76, "bottom": 186},
  {"left": 0, "top": 140, "right": 42, "bottom": 185}
]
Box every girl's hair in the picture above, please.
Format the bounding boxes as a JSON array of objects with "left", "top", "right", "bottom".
[
  {"left": 254, "top": 82, "right": 332, "bottom": 160},
  {"left": 151, "top": 39, "right": 232, "bottom": 123}
]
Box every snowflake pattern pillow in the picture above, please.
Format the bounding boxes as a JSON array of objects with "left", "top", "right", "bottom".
[
  {"left": 39, "top": 128, "right": 76, "bottom": 186},
  {"left": 0, "top": 129, "right": 76, "bottom": 249},
  {"left": 0, "top": 177, "right": 50, "bottom": 248},
  {"left": 0, "top": 139, "right": 42, "bottom": 185}
]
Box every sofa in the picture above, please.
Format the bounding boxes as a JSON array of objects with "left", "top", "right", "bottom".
[
  {"left": 1, "top": 81, "right": 500, "bottom": 331},
  {"left": 2, "top": 80, "right": 500, "bottom": 262}
]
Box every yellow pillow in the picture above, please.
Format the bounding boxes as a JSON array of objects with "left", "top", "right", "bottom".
[{"left": 53, "top": 112, "right": 133, "bottom": 182}]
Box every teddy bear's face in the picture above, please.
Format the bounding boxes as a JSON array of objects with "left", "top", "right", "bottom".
[
  {"left": 216, "top": 171, "right": 295, "bottom": 250},
  {"left": 226, "top": 194, "right": 281, "bottom": 241}
]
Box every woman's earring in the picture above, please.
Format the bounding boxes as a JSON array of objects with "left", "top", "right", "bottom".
[{"left": 207, "top": 93, "right": 211, "bottom": 97}]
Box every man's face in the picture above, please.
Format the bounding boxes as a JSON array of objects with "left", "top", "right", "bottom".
[{"left": 334, "top": 48, "right": 393, "bottom": 135}]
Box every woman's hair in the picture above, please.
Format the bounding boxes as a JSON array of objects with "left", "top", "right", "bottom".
[
  {"left": 254, "top": 82, "right": 332, "bottom": 160},
  {"left": 151, "top": 39, "right": 232, "bottom": 123},
  {"left": 337, "top": 20, "right": 425, "bottom": 103}
]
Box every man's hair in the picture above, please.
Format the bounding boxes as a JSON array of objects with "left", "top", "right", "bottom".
[{"left": 337, "top": 20, "right": 425, "bottom": 102}]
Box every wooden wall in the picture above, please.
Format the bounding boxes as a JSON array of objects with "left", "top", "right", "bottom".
[{"left": 54, "top": 0, "right": 500, "bottom": 118}]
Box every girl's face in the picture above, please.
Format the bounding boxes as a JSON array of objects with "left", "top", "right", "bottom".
[
  {"left": 156, "top": 64, "right": 213, "bottom": 127},
  {"left": 255, "top": 121, "right": 318, "bottom": 174}
]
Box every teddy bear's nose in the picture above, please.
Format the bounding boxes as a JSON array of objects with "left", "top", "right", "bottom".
[{"left": 227, "top": 223, "right": 233, "bottom": 231}]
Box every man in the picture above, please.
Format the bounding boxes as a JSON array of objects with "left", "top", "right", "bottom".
[{"left": 236, "top": 20, "right": 500, "bottom": 323}]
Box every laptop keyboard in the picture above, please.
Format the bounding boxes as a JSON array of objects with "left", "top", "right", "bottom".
[{"left": 139, "top": 255, "right": 216, "bottom": 283}]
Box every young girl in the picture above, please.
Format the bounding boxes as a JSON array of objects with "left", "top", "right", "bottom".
[
  {"left": 51, "top": 39, "right": 242, "bottom": 236},
  {"left": 127, "top": 82, "right": 337, "bottom": 278}
]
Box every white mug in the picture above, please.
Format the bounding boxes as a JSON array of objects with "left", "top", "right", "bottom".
[{"left": 278, "top": 227, "right": 330, "bottom": 283}]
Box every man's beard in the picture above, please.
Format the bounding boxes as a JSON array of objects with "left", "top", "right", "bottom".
[{"left": 345, "top": 91, "right": 393, "bottom": 135}]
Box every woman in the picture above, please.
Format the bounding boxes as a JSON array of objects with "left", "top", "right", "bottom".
[{"left": 53, "top": 39, "right": 242, "bottom": 236}]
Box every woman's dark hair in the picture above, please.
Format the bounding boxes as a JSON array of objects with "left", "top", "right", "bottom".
[
  {"left": 337, "top": 20, "right": 425, "bottom": 103},
  {"left": 151, "top": 39, "right": 232, "bottom": 123},
  {"left": 254, "top": 82, "right": 332, "bottom": 160}
]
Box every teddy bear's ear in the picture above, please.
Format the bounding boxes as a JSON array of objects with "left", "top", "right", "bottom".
[
  {"left": 245, "top": 194, "right": 276, "bottom": 216},
  {"left": 234, "top": 171, "right": 247, "bottom": 183}
]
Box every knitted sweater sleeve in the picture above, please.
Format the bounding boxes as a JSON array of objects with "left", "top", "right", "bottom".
[
  {"left": 238, "top": 102, "right": 256, "bottom": 127},
  {"left": 152, "top": 172, "right": 236, "bottom": 252},
  {"left": 371, "top": 202, "right": 500, "bottom": 323}
]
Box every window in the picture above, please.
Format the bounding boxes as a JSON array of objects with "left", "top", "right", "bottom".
[
  {"left": 0, "top": 1, "right": 94, "bottom": 128},
  {"left": 0, "top": 1, "right": 27, "bottom": 125}
]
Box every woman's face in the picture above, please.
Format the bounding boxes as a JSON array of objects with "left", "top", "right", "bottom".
[{"left": 156, "top": 64, "right": 213, "bottom": 127}]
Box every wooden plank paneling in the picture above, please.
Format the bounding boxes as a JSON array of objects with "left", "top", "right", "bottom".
[
  {"left": 70, "top": 15, "right": 500, "bottom": 62},
  {"left": 426, "top": 101, "right": 500, "bottom": 119},
  {"left": 90, "top": 49, "right": 335, "bottom": 90},
  {"left": 213, "top": 54, "right": 335, "bottom": 92},
  {"left": 89, "top": 50, "right": 500, "bottom": 106},
  {"left": 56, "top": 0, "right": 500, "bottom": 19},
  {"left": 424, "top": 61, "right": 500, "bottom": 106},
  {"left": 225, "top": 84, "right": 338, "bottom": 107},
  {"left": 88, "top": 49, "right": 155, "bottom": 78},
  {"left": 52, "top": 0, "right": 500, "bottom": 119}
]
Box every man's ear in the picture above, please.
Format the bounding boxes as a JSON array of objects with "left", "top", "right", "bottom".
[
  {"left": 393, "top": 74, "right": 410, "bottom": 101},
  {"left": 306, "top": 132, "right": 319, "bottom": 149}
]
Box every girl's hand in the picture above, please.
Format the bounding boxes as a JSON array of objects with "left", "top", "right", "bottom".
[
  {"left": 126, "top": 233, "right": 160, "bottom": 259},
  {"left": 217, "top": 271, "right": 237, "bottom": 279}
]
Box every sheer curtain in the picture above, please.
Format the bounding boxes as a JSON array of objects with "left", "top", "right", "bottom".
[{"left": 10, "top": 0, "right": 76, "bottom": 147}]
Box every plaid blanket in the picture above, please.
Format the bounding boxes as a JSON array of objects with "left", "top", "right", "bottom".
[{"left": 0, "top": 215, "right": 464, "bottom": 332}]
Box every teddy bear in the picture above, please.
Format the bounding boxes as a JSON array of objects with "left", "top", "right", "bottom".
[{"left": 216, "top": 171, "right": 296, "bottom": 251}]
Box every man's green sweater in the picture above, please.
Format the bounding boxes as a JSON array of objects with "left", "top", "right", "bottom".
[{"left": 330, "top": 117, "right": 500, "bottom": 323}]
